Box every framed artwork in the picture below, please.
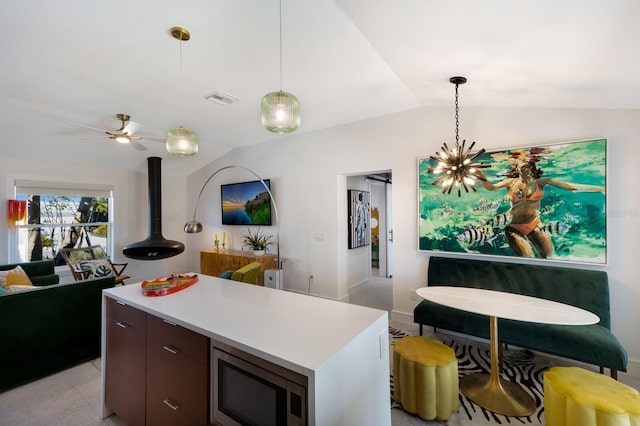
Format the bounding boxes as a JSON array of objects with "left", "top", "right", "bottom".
[
  {"left": 220, "top": 179, "right": 272, "bottom": 225},
  {"left": 348, "top": 190, "right": 370, "bottom": 249},
  {"left": 418, "top": 138, "right": 607, "bottom": 264}
]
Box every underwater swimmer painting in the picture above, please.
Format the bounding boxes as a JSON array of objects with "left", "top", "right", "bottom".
[{"left": 418, "top": 139, "right": 607, "bottom": 264}]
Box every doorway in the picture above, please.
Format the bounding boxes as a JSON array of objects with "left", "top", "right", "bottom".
[
  {"left": 368, "top": 172, "right": 392, "bottom": 278},
  {"left": 347, "top": 171, "right": 393, "bottom": 311}
]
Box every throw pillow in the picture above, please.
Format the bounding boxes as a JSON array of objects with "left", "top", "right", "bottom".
[
  {"left": 79, "top": 259, "right": 115, "bottom": 278},
  {"left": 219, "top": 270, "right": 234, "bottom": 279},
  {"left": 0, "top": 265, "right": 33, "bottom": 289},
  {"left": 7, "top": 285, "right": 38, "bottom": 293}
]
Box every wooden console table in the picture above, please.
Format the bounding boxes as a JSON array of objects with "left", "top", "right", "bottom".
[{"left": 200, "top": 249, "right": 277, "bottom": 285}]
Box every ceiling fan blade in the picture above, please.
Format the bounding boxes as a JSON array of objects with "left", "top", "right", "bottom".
[
  {"left": 123, "top": 121, "right": 141, "bottom": 135},
  {"left": 136, "top": 134, "right": 166, "bottom": 141},
  {"left": 60, "top": 119, "right": 109, "bottom": 134},
  {"left": 131, "top": 141, "right": 148, "bottom": 151}
]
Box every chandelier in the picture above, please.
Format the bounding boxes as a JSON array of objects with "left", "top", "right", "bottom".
[{"left": 428, "top": 76, "right": 489, "bottom": 196}]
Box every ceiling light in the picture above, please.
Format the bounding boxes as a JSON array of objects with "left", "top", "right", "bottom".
[
  {"left": 166, "top": 26, "right": 198, "bottom": 156},
  {"left": 428, "top": 76, "right": 489, "bottom": 196},
  {"left": 115, "top": 135, "right": 130, "bottom": 144},
  {"left": 261, "top": 0, "right": 300, "bottom": 133}
]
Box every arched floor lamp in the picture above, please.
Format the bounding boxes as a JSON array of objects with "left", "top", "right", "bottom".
[{"left": 184, "top": 166, "right": 281, "bottom": 284}]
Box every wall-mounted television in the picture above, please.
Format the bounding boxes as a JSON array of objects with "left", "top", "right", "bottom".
[{"left": 221, "top": 179, "right": 272, "bottom": 225}]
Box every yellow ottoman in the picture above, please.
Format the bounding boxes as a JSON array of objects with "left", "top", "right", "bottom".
[
  {"left": 544, "top": 366, "right": 640, "bottom": 426},
  {"left": 393, "top": 336, "right": 459, "bottom": 421}
]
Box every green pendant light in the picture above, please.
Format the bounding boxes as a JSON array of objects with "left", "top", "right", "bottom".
[
  {"left": 261, "top": 0, "right": 300, "bottom": 133},
  {"left": 166, "top": 27, "right": 198, "bottom": 156}
]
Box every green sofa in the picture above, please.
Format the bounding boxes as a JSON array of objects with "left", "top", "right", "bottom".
[
  {"left": 413, "top": 256, "right": 627, "bottom": 378},
  {"left": 0, "top": 260, "right": 115, "bottom": 392},
  {"left": 0, "top": 259, "right": 60, "bottom": 286}
]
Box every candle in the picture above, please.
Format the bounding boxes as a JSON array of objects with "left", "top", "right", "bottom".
[
  {"left": 222, "top": 232, "right": 226, "bottom": 244},
  {"left": 215, "top": 233, "right": 218, "bottom": 242}
]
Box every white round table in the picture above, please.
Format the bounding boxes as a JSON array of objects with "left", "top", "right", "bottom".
[{"left": 416, "top": 286, "right": 599, "bottom": 417}]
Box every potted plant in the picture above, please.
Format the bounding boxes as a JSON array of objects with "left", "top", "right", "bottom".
[{"left": 242, "top": 227, "right": 275, "bottom": 256}]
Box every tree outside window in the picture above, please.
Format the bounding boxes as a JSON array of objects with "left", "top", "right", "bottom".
[{"left": 16, "top": 194, "right": 111, "bottom": 264}]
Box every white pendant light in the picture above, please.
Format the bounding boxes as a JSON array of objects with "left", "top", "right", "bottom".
[
  {"left": 261, "top": 0, "right": 300, "bottom": 133},
  {"left": 166, "top": 26, "right": 198, "bottom": 156}
]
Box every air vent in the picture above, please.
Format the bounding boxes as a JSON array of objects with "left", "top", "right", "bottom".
[{"left": 204, "top": 90, "right": 239, "bottom": 106}]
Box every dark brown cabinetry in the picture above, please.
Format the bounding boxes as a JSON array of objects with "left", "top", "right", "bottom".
[
  {"left": 105, "top": 298, "right": 147, "bottom": 426},
  {"left": 146, "top": 315, "right": 209, "bottom": 425},
  {"left": 104, "top": 298, "right": 209, "bottom": 426}
]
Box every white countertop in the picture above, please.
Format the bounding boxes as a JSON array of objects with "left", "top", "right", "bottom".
[
  {"left": 103, "top": 274, "right": 388, "bottom": 376},
  {"left": 417, "top": 286, "right": 599, "bottom": 325}
]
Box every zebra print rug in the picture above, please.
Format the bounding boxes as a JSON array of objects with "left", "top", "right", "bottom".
[{"left": 389, "top": 326, "right": 547, "bottom": 425}]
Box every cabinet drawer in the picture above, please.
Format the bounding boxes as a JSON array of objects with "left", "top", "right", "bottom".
[
  {"left": 147, "top": 314, "right": 208, "bottom": 363},
  {"left": 146, "top": 333, "right": 208, "bottom": 425},
  {"left": 145, "top": 396, "right": 208, "bottom": 426},
  {"left": 106, "top": 297, "right": 147, "bottom": 331}
]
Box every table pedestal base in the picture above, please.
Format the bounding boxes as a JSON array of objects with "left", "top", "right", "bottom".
[{"left": 460, "top": 373, "right": 536, "bottom": 417}]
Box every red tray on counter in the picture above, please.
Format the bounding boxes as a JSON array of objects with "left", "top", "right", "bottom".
[{"left": 141, "top": 273, "right": 198, "bottom": 297}]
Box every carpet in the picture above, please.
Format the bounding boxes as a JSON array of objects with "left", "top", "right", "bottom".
[{"left": 389, "top": 326, "right": 548, "bottom": 426}]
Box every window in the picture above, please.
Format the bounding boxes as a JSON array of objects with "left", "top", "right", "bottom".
[{"left": 12, "top": 179, "right": 114, "bottom": 265}]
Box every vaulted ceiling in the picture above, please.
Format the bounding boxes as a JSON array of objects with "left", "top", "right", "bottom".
[{"left": 1, "top": 0, "right": 638, "bottom": 176}]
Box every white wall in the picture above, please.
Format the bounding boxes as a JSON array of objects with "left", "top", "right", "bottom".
[
  {"left": 183, "top": 106, "right": 640, "bottom": 377},
  {"left": 0, "top": 155, "right": 188, "bottom": 283}
]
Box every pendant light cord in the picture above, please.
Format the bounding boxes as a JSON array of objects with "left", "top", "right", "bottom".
[
  {"left": 179, "top": 37, "right": 184, "bottom": 127},
  {"left": 279, "top": 0, "right": 283, "bottom": 91}
]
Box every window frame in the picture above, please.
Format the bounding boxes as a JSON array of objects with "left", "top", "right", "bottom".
[{"left": 10, "top": 178, "right": 114, "bottom": 266}]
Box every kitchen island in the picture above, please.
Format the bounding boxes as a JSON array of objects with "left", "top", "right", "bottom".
[{"left": 100, "top": 274, "right": 390, "bottom": 425}]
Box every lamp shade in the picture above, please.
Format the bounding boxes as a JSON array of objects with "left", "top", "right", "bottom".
[
  {"left": 166, "top": 126, "right": 198, "bottom": 156},
  {"left": 261, "top": 91, "right": 300, "bottom": 133}
]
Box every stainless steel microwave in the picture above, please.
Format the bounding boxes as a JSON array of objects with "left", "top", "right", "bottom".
[{"left": 211, "top": 341, "right": 307, "bottom": 426}]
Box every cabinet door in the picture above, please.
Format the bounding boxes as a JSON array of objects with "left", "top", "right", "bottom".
[
  {"left": 146, "top": 331, "right": 208, "bottom": 425},
  {"left": 105, "top": 316, "right": 146, "bottom": 426}
]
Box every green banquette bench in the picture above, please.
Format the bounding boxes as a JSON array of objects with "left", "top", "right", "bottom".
[{"left": 413, "top": 256, "right": 627, "bottom": 378}]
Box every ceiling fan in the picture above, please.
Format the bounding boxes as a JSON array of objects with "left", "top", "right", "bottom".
[{"left": 61, "top": 113, "right": 164, "bottom": 151}]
